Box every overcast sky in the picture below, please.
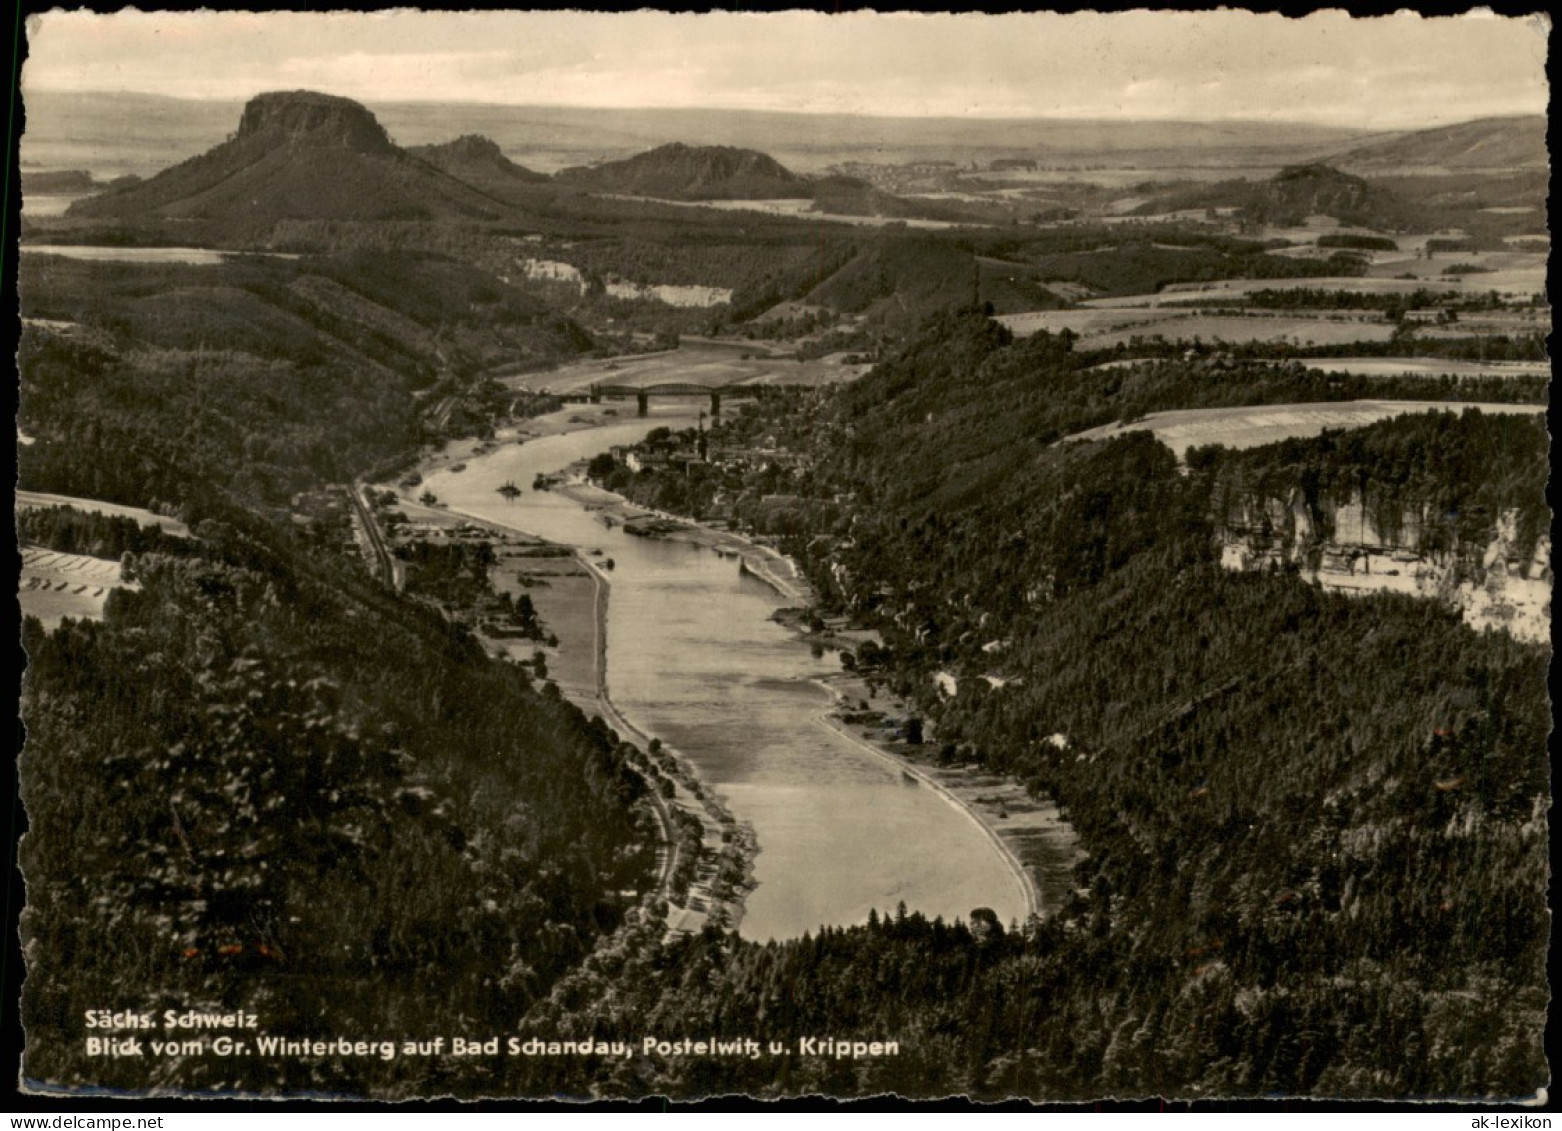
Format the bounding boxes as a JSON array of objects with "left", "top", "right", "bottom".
[{"left": 22, "top": 9, "right": 1551, "bottom": 128}]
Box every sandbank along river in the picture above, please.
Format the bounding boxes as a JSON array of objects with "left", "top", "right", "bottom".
[{"left": 415, "top": 406, "right": 1031, "bottom": 941}]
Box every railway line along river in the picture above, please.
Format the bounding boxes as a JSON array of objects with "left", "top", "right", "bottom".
[{"left": 410, "top": 405, "right": 1032, "bottom": 941}]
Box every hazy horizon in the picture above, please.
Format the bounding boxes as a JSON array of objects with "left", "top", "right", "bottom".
[
  {"left": 25, "top": 86, "right": 1440, "bottom": 131},
  {"left": 23, "top": 10, "right": 1550, "bottom": 131}
]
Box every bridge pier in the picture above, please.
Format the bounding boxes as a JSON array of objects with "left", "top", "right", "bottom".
[{"left": 593, "top": 383, "right": 735, "bottom": 416}]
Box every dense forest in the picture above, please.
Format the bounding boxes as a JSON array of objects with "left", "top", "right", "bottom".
[
  {"left": 17, "top": 505, "right": 195, "bottom": 560},
  {"left": 17, "top": 325, "right": 420, "bottom": 509},
  {"left": 21, "top": 504, "right": 656, "bottom": 1097},
  {"left": 15, "top": 243, "right": 661, "bottom": 1097},
  {"left": 566, "top": 309, "right": 1550, "bottom": 1099},
  {"left": 17, "top": 250, "right": 597, "bottom": 510}
]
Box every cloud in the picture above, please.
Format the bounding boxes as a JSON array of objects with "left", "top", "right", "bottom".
[
  {"left": 22, "top": 9, "right": 1549, "bottom": 128},
  {"left": 270, "top": 50, "right": 521, "bottom": 99}
]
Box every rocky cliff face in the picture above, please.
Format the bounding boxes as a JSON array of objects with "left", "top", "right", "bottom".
[
  {"left": 1217, "top": 491, "right": 1551, "bottom": 644},
  {"left": 236, "top": 90, "right": 397, "bottom": 153}
]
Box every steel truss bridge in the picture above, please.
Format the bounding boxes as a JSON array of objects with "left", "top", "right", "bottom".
[{"left": 589, "top": 382, "right": 753, "bottom": 416}]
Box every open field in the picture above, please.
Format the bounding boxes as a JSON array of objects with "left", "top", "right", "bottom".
[
  {"left": 16, "top": 489, "right": 192, "bottom": 536},
  {"left": 1092, "top": 314, "right": 1397, "bottom": 348},
  {"left": 1029, "top": 165, "right": 1315, "bottom": 190},
  {"left": 20, "top": 245, "right": 302, "bottom": 266},
  {"left": 1363, "top": 247, "right": 1534, "bottom": 276},
  {"left": 1063, "top": 246, "right": 1548, "bottom": 311},
  {"left": 509, "top": 340, "right": 866, "bottom": 398},
  {"left": 19, "top": 547, "right": 133, "bottom": 627},
  {"left": 997, "top": 309, "right": 1183, "bottom": 336},
  {"left": 1081, "top": 265, "right": 1547, "bottom": 308},
  {"left": 516, "top": 563, "right": 600, "bottom": 702},
  {"left": 21, "top": 194, "right": 83, "bottom": 217},
  {"left": 597, "top": 194, "right": 986, "bottom": 229},
  {"left": 1078, "top": 355, "right": 1550, "bottom": 379},
  {"left": 1295, "top": 357, "right": 1551, "bottom": 379},
  {"left": 997, "top": 308, "right": 1401, "bottom": 348},
  {"left": 1068, "top": 399, "right": 1548, "bottom": 458},
  {"left": 1429, "top": 309, "right": 1550, "bottom": 334}
]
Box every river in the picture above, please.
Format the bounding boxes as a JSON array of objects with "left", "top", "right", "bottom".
[{"left": 416, "top": 407, "right": 1031, "bottom": 941}]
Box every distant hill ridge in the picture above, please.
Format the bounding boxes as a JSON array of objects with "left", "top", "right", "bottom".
[
  {"left": 1128, "top": 161, "right": 1411, "bottom": 228},
  {"left": 66, "top": 91, "right": 513, "bottom": 237},
  {"left": 558, "top": 141, "right": 811, "bottom": 200},
  {"left": 21, "top": 169, "right": 100, "bottom": 194},
  {"left": 48, "top": 89, "right": 1543, "bottom": 248},
  {"left": 1263, "top": 163, "right": 1374, "bottom": 216},
  {"left": 1332, "top": 115, "right": 1547, "bottom": 171},
  {"left": 408, "top": 134, "right": 549, "bottom": 182}
]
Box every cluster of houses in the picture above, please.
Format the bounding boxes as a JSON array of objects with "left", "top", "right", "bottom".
[{"left": 288, "top": 486, "right": 357, "bottom": 552}]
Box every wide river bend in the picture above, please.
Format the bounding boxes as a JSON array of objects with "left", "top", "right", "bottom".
[{"left": 418, "top": 408, "right": 1030, "bottom": 941}]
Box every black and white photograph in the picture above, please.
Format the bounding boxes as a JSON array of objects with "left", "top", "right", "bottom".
[{"left": 9, "top": 6, "right": 1552, "bottom": 1105}]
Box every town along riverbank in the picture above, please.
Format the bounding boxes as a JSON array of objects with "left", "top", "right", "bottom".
[{"left": 551, "top": 478, "right": 813, "bottom": 604}]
